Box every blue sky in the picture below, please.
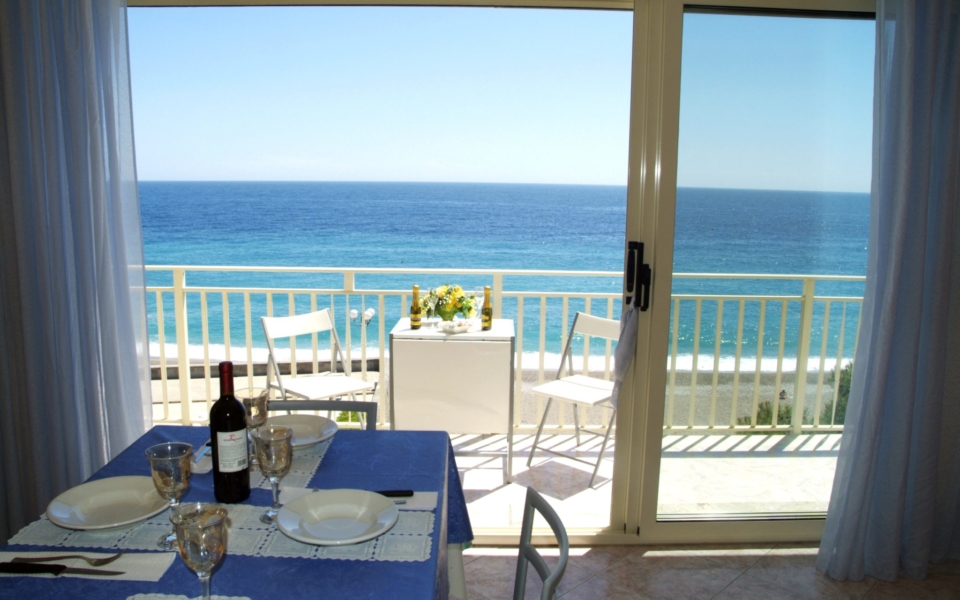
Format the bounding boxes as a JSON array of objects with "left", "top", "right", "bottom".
[
  {"left": 679, "top": 13, "right": 874, "bottom": 192},
  {"left": 128, "top": 7, "right": 874, "bottom": 191}
]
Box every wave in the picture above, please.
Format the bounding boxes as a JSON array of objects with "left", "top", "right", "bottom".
[{"left": 149, "top": 342, "right": 852, "bottom": 374}]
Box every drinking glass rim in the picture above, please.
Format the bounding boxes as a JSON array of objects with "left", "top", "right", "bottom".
[
  {"left": 235, "top": 387, "right": 269, "bottom": 399},
  {"left": 253, "top": 425, "right": 293, "bottom": 441},
  {"left": 170, "top": 502, "right": 228, "bottom": 527},
  {"left": 145, "top": 441, "right": 194, "bottom": 460}
]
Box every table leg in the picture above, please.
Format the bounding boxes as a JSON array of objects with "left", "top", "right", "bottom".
[
  {"left": 448, "top": 544, "right": 467, "bottom": 600},
  {"left": 507, "top": 335, "right": 515, "bottom": 483}
]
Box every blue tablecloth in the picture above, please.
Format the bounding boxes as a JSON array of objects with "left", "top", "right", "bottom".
[{"left": 0, "top": 425, "right": 473, "bottom": 600}]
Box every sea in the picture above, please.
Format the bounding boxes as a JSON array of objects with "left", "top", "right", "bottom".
[{"left": 141, "top": 182, "right": 869, "bottom": 372}]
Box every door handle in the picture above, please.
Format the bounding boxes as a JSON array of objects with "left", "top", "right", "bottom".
[
  {"left": 626, "top": 242, "right": 638, "bottom": 306},
  {"left": 639, "top": 261, "right": 651, "bottom": 311},
  {"left": 626, "top": 241, "right": 652, "bottom": 311}
]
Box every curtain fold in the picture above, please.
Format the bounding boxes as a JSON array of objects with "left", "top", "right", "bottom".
[
  {"left": 817, "top": 0, "right": 960, "bottom": 582},
  {"left": 0, "top": 0, "right": 151, "bottom": 544}
]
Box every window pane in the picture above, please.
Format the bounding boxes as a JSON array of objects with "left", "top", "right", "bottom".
[{"left": 658, "top": 12, "right": 874, "bottom": 520}]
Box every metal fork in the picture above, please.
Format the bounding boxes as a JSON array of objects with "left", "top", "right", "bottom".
[{"left": 12, "top": 551, "right": 125, "bottom": 567}]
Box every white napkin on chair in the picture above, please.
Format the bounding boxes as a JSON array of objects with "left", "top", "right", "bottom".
[{"left": 611, "top": 306, "right": 638, "bottom": 408}]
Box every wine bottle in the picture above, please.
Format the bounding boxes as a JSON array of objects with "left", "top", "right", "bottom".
[
  {"left": 210, "top": 361, "right": 250, "bottom": 503},
  {"left": 481, "top": 285, "right": 493, "bottom": 331},
  {"left": 410, "top": 285, "right": 422, "bottom": 330}
]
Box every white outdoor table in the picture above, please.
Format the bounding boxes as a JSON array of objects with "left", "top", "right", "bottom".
[{"left": 390, "top": 318, "right": 515, "bottom": 481}]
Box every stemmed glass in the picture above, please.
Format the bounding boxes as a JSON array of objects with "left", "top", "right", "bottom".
[
  {"left": 170, "top": 502, "right": 228, "bottom": 600},
  {"left": 145, "top": 442, "right": 193, "bottom": 550},
  {"left": 472, "top": 286, "right": 485, "bottom": 321},
  {"left": 237, "top": 388, "right": 269, "bottom": 470},
  {"left": 252, "top": 425, "right": 293, "bottom": 524}
]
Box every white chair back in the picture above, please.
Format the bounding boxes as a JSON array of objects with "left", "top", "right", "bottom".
[
  {"left": 261, "top": 309, "right": 348, "bottom": 398},
  {"left": 571, "top": 312, "right": 620, "bottom": 340},
  {"left": 558, "top": 312, "right": 619, "bottom": 378},
  {"left": 513, "top": 486, "right": 569, "bottom": 600},
  {"left": 262, "top": 309, "right": 336, "bottom": 339}
]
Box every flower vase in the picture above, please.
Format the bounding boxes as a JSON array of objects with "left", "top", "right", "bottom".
[{"left": 436, "top": 305, "right": 460, "bottom": 321}]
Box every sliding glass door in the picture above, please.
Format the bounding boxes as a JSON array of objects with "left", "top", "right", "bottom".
[
  {"left": 620, "top": 0, "right": 875, "bottom": 542},
  {"left": 657, "top": 10, "right": 873, "bottom": 520}
]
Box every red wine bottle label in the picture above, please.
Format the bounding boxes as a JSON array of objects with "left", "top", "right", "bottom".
[{"left": 216, "top": 430, "right": 249, "bottom": 473}]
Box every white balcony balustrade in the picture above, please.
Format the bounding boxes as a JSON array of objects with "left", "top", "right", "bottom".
[{"left": 145, "top": 266, "right": 863, "bottom": 436}]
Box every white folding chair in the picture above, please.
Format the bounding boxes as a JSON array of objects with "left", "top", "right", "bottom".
[
  {"left": 527, "top": 312, "right": 620, "bottom": 487},
  {"left": 261, "top": 309, "right": 376, "bottom": 417},
  {"left": 513, "top": 486, "right": 569, "bottom": 600}
]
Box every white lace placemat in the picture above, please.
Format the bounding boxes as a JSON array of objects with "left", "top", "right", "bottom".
[
  {"left": 127, "top": 595, "right": 250, "bottom": 600},
  {"left": 0, "top": 551, "right": 176, "bottom": 582},
  {"left": 250, "top": 439, "right": 332, "bottom": 489},
  {"left": 10, "top": 504, "right": 434, "bottom": 563},
  {"left": 193, "top": 440, "right": 331, "bottom": 491},
  {"left": 279, "top": 487, "right": 439, "bottom": 511}
]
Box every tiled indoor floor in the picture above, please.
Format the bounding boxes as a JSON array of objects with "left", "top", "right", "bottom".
[{"left": 462, "top": 543, "right": 960, "bottom": 599}]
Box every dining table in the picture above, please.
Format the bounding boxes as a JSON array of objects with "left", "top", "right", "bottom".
[{"left": 0, "top": 425, "right": 473, "bottom": 600}]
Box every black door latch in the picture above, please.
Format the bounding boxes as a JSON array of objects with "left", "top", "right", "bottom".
[{"left": 625, "top": 241, "right": 652, "bottom": 311}]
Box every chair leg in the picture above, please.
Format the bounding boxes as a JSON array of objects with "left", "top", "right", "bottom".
[
  {"left": 527, "top": 397, "right": 554, "bottom": 468},
  {"left": 589, "top": 409, "right": 617, "bottom": 488},
  {"left": 572, "top": 406, "right": 581, "bottom": 446}
]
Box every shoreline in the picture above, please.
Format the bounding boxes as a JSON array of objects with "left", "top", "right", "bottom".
[
  {"left": 152, "top": 364, "right": 841, "bottom": 427},
  {"left": 149, "top": 341, "right": 853, "bottom": 375}
]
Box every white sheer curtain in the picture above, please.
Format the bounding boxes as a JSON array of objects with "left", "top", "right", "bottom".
[
  {"left": 817, "top": 0, "right": 960, "bottom": 582},
  {"left": 0, "top": 0, "right": 151, "bottom": 543}
]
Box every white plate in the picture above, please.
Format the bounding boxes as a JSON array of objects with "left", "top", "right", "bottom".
[
  {"left": 46, "top": 476, "right": 169, "bottom": 530},
  {"left": 265, "top": 414, "right": 338, "bottom": 449},
  {"left": 277, "top": 489, "right": 399, "bottom": 546},
  {"left": 438, "top": 320, "right": 472, "bottom": 334}
]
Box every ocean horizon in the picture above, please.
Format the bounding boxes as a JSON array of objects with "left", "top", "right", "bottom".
[{"left": 142, "top": 181, "right": 869, "bottom": 370}]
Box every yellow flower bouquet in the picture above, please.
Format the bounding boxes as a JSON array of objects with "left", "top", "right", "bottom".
[{"left": 420, "top": 284, "right": 479, "bottom": 321}]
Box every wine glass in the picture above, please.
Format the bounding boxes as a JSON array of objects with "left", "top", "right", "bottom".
[
  {"left": 472, "top": 286, "right": 485, "bottom": 321},
  {"left": 251, "top": 425, "right": 293, "bottom": 524},
  {"left": 170, "top": 502, "right": 228, "bottom": 600},
  {"left": 236, "top": 388, "right": 269, "bottom": 469},
  {"left": 145, "top": 442, "right": 193, "bottom": 550}
]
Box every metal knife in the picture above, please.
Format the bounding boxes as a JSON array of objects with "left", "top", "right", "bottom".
[
  {"left": 0, "top": 562, "right": 125, "bottom": 576},
  {"left": 194, "top": 440, "right": 212, "bottom": 462},
  {"left": 375, "top": 489, "right": 414, "bottom": 498}
]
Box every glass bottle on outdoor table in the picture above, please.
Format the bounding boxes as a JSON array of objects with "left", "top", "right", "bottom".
[
  {"left": 209, "top": 361, "right": 250, "bottom": 503},
  {"left": 481, "top": 285, "right": 493, "bottom": 330},
  {"left": 410, "top": 284, "right": 422, "bottom": 330}
]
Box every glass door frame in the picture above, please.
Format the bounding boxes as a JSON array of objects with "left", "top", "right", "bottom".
[
  {"left": 127, "top": 0, "right": 873, "bottom": 546},
  {"left": 620, "top": 0, "right": 875, "bottom": 544}
]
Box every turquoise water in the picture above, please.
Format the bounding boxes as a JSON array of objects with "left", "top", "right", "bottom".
[{"left": 141, "top": 182, "right": 868, "bottom": 363}]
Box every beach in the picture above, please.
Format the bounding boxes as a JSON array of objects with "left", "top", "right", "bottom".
[{"left": 150, "top": 346, "right": 845, "bottom": 430}]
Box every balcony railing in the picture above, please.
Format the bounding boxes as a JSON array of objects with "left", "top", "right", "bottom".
[{"left": 145, "top": 266, "right": 864, "bottom": 435}]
